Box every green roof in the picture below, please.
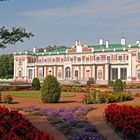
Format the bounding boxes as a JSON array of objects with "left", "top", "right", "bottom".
[{"left": 89, "top": 44, "right": 127, "bottom": 52}]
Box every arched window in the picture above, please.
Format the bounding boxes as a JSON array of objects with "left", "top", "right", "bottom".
[
  {"left": 65, "top": 67, "right": 71, "bottom": 79},
  {"left": 137, "top": 69, "right": 140, "bottom": 80},
  {"left": 98, "top": 69, "right": 102, "bottom": 79},
  {"left": 18, "top": 70, "right": 22, "bottom": 78}
]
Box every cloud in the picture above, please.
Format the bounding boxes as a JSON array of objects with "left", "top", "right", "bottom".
[{"left": 20, "top": 0, "right": 140, "bottom": 19}]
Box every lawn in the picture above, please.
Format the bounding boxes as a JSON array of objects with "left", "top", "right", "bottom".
[
  {"left": 1, "top": 91, "right": 76, "bottom": 98},
  {"left": 128, "top": 103, "right": 140, "bottom": 106}
]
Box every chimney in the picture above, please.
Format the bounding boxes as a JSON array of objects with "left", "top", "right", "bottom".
[
  {"left": 121, "top": 38, "right": 126, "bottom": 45},
  {"left": 99, "top": 39, "right": 103, "bottom": 45},
  {"left": 106, "top": 41, "right": 109, "bottom": 48},
  {"left": 44, "top": 49, "right": 46, "bottom": 53},
  {"left": 33, "top": 47, "right": 36, "bottom": 53},
  {"left": 136, "top": 41, "right": 140, "bottom": 44}
]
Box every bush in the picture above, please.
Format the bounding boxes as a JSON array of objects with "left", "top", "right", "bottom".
[
  {"left": 41, "top": 75, "right": 61, "bottom": 103},
  {"left": 105, "top": 104, "right": 140, "bottom": 139},
  {"left": 0, "top": 93, "right": 1, "bottom": 103},
  {"left": 87, "top": 77, "right": 95, "bottom": 85},
  {"left": 109, "top": 81, "right": 114, "bottom": 87},
  {"left": 113, "top": 79, "right": 124, "bottom": 93},
  {"left": 0, "top": 106, "right": 53, "bottom": 140},
  {"left": 32, "top": 78, "right": 40, "bottom": 90},
  {"left": 3, "top": 95, "right": 13, "bottom": 104}
]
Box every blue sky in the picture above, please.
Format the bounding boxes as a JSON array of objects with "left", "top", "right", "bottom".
[{"left": 1, "top": 0, "right": 140, "bottom": 54}]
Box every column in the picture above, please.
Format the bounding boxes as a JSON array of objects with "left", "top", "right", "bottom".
[
  {"left": 118, "top": 67, "right": 120, "bottom": 79},
  {"left": 13, "top": 57, "right": 16, "bottom": 80},
  {"left": 44, "top": 66, "right": 46, "bottom": 78},
  {"left": 127, "top": 52, "right": 132, "bottom": 82},
  {"left": 92, "top": 65, "right": 95, "bottom": 78},
  {"left": 105, "top": 64, "right": 108, "bottom": 81},
  {"left": 54, "top": 66, "right": 56, "bottom": 77},
  {"left": 35, "top": 66, "right": 37, "bottom": 78},
  {"left": 81, "top": 65, "right": 83, "bottom": 80}
]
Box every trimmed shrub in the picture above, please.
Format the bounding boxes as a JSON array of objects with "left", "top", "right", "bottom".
[
  {"left": 87, "top": 77, "right": 95, "bottom": 85},
  {"left": 113, "top": 79, "right": 124, "bottom": 93},
  {"left": 3, "top": 95, "right": 13, "bottom": 104},
  {"left": 41, "top": 75, "right": 61, "bottom": 103},
  {"left": 109, "top": 81, "right": 114, "bottom": 87},
  {"left": 32, "top": 78, "right": 40, "bottom": 90}
]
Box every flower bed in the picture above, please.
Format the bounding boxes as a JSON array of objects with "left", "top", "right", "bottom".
[
  {"left": 104, "top": 104, "right": 140, "bottom": 139},
  {"left": 20, "top": 106, "right": 104, "bottom": 140},
  {"left": 0, "top": 106, "right": 53, "bottom": 140}
]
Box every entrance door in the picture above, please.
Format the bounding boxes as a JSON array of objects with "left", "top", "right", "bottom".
[{"left": 65, "top": 67, "right": 71, "bottom": 80}]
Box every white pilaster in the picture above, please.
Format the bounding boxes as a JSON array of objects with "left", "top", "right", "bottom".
[
  {"left": 92, "top": 65, "right": 95, "bottom": 78},
  {"left": 118, "top": 68, "right": 120, "bottom": 79},
  {"left": 35, "top": 66, "right": 37, "bottom": 77},
  {"left": 127, "top": 52, "right": 132, "bottom": 81},
  {"left": 54, "top": 66, "right": 56, "bottom": 77},
  {"left": 81, "top": 65, "right": 83, "bottom": 80},
  {"left": 44, "top": 66, "right": 46, "bottom": 78},
  {"left": 24, "top": 57, "right": 28, "bottom": 80},
  {"left": 13, "top": 56, "right": 16, "bottom": 80},
  {"left": 105, "top": 64, "right": 108, "bottom": 80}
]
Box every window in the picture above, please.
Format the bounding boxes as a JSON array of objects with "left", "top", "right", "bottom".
[
  {"left": 107, "top": 56, "right": 111, "bottom": 62},
  {"left": 86, "top": 57, "right": 89, "bottom": 62},
  {"left": 126, "top": 55, "right": 129, "bottom": 60},
  {"left": 39, "top": 70, "right": 43, "bottom": 78},
  {"left": 75, "top": 70, "right": 78, "bottom": 78},
  {"left": 18, "top": 70, "right": 22, "bottom": 78},
  {"left": 61, "top": 58, "right": 64, "bottom": 62},
  {"left": 118, "top": 55, "right": 122, "bottom": 61},
  {"left": 98, "top": 69, "right": 102, "bottom": 79},
  {"left": 52, "top": 58, "right": 55, "bottom": 62},
  {"left": 111, "top": 68, "right": 118, "bottom": 80},
  {"left": 138, "top": 52, "right": 140, "bottom": 60},
  {"left": 96, "top": 56, "right": 100, "bottom": 61},
  {"left": 137, "top": 69, "right": 140, "bottom": 80},
  {"left": 48, "top": 70, "right": 52, "bottom": 75},
  {"left": 77, "top": 57, "right": 81, "bottom": 62},
  {"left": 28, "top": 69, "right": 32, "bottom": 79},
  {"left": 18, "top": 58, "right": 22, "bottom": 65},
  {"left": 58, "top": 70, "right": 62, "bottom": 79},
  {"left": 70, "top": 58, "right": 73, "bottom": 62},
  {"left": 120, "top": 68, "right": 127, "bottom": 80}
]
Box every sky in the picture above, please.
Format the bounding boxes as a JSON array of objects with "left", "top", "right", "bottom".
[{"left": 0, "top": 0, "right": 140, "bottom": 54}]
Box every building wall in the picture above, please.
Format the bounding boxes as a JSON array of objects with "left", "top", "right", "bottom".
[{"left": 13, "top": 42, "right": 140, "bottom": 84}]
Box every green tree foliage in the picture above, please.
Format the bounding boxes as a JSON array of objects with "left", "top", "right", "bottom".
[
  {"left": 0, "top": 26, "right": 34, "bottom": 48},
  {"left": 32, "top": 78, "right": 40, "bottom": 90},
  {"left": 0, "top": 54, "right": 13, "bottom": 79},
  {"left": 41, "top": 75, "right": 61, "bottom": 103},
  {"left": 113, "top": 79, "right": 124, "bottom": 93},
  {"left": 37, "top": 45, "right": 68, "bottom": 53}
]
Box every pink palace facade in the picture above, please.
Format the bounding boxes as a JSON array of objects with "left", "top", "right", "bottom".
[{"left": 13, "top": 38, "right": 140, "bottom": 84}]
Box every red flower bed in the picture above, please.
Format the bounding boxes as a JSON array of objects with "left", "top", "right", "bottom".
[
  {"left": 0, "top": 106, "right": 53, "bottom": 140},
  {"left": 105, "top": 104, "right": 140, "bottom": 138}
]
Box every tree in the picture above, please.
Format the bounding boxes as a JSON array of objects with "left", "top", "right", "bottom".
[
  {"left": 32, "top": 78, "right": 40, "bottom": 90},
  {"left": 0, "top": 54, "right": 13, "bottom": 79},
  {"left": 0, "top": 26, "right": 34, "bottom": 48},
  {"left": 113, "top": 79, "right": 124, "bottom": 93},
  {"left": 41, "top": 75, "right": 61, "bottom": 103}
]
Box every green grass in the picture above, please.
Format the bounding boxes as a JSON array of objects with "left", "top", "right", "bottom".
[
  {"left": 1, "top": 91, "right": 76, "bottom": 98},
  {"left": 129, "top": 103, "right": 140, "bottom": 106}
]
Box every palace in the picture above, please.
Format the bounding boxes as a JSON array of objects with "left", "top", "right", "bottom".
[{"left": 13, "top": 38, "right": 140, "bottom": 84}]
